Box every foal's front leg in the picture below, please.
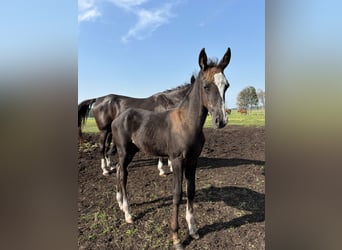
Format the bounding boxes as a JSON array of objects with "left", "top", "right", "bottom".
[
  {"left": 170, "top": 158, "right": 184, "bottom": 250},
  {"left": 185, "top": 162, "right": 199, "bottom": 239}
]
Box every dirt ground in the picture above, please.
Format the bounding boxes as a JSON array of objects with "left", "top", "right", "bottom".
[{"left": 78, "top": 125, "right": 265, "bottom": 249}]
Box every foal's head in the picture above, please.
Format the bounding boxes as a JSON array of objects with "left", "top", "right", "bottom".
[{"left": 198, "top": 48, "right": 231, "bottom": 128}]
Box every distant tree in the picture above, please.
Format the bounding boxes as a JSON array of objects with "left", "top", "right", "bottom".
[
  {"left": 236, "top": 90, "right": 249, "bottom": 110},
  {"left": 237, "top": 86, "right": 258, "bottom": 110},
  {"left": 257, "top": 89, "right": 265, "bottom": 109}
]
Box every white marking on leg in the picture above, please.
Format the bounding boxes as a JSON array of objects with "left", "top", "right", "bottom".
[
  {"left": 105, "top": 156, "right": 115, "bottom": 171},
  {"left": 168, "top": 159, "right": 173, "bottom": 172},
  {"left": 158, "top": 158, "right": 165, "bottom": 176},
  {"left": 116, "top": 192, "right": 123, "bottom": 210},
  {"left": 105, "top": 156, "right": 111, "bottom": 167},
  {"left": 186, "top": 204, "right": 198, "bottom": 238},
  {"left": 123, "top": 197, "right": 133, "bottom": 223},
  {"left": 101, "top": 158, "right": 109, "bottom": 176}
]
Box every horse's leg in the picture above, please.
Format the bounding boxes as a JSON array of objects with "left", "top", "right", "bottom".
[
  {"left": 105, "top": 132, "right": 116, "bottom": 171},
  {"left": 158, "top": 158, "right": 173, "bottom": 175},
  {"left": 105, "top": 132, "right": 111, "bottom": 166},
  {"left": 117, "top": 143, "right": 137, "bottom": 223},
  {"left": 116, "top": 163, "right": 123, "bottom": 210},
  {"left": 184, "top": 160, "right": 199, "bottom": 240},
  {"left": 116, "top": 150, "right": 131, "bottom": 222},
  {"left": 168, "top": 159, "right": 173, "bottom": 172},
  {"left": 99, "top": 131, "right": 110, "bottom": 176},
  {"left": 78, "top": 127, "right": 83, "bottom": 143},
  {"left": 158, "top": 157, "right": 166, "bottom": 176},
  {"left": 106, "top": 132, "right": 119, "bottom": 172},
  {"left": 170, "top": 158, "right": 184, "bottom": 250}
]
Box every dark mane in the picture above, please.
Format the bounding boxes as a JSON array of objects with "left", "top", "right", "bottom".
[
  {"left": 161, "top": 59, "right": 219, "bottom": 94},
  {"left": 161, "top": 83, "right": 191, "bottom": 94},
  {"left": 161, "top": 80, "right": 193, "bottom": 94},
  {"left": 158, "top": 74, "right": 196, "bottom": 94},
  {"left": 160, "top": 59, "right": 217, "bottom": 95}
]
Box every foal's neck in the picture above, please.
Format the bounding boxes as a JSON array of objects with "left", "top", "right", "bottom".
[{"left": 180, "top": 76, "right": 208, "bottom": 133}]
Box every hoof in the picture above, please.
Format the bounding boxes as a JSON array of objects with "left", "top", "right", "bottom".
[
  {"left": 190, "top": 232, "right": 200, "bottom": 240},
  {"left": 109, "top": 168, "right": 116, "bottom": 175},
  {"left": 174, "top": 243, "right": 184, "bottom": 250},
  {"left": 102, "top": 171, "right": 110, "bottom": 176},
  {"left": 159, "top": 172, "right": 167, "bottom": 177},
  {"left": 125, "top": 216, "right": 134, "bottom": 224},
  {"left": 126, "top": 218, "right": 134, "bottom": 224}
]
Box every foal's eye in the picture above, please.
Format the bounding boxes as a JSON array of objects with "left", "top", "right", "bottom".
[{"left": 203, "top": 85, "right": 210, "bottom": 91}]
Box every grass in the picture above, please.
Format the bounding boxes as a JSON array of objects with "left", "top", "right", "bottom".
[
  {"left": 81, "top": 118, "right": 99, "bottom": 133},
  {"left": 79, "top": 209, "right": 114, "bottom": 241},
  {"left": 81, "top": 109, "right": 265, "bottom": 133},
  {"left": 205, "top": 109, "right": 265, "bottom": 128}
]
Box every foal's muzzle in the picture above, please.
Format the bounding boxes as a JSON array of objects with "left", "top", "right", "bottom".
[{"left": 213, "top": 112, "right": 227, "bottom": 129}]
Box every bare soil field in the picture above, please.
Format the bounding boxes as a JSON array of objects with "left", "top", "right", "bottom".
[{"left": 78, "top": 125, "right": 265, "bottom": 249}]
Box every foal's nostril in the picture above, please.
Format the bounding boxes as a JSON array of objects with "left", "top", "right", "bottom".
[{"left": 219, "top": 120, "right": 226, "bottom": 128}]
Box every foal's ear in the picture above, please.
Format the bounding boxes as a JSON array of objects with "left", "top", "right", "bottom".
[
  {"left": 219, "top": 47, "right": 231, "bottom": 70},
  {"left": 198, "top": 48, "right": 208, "bottom": 71}
]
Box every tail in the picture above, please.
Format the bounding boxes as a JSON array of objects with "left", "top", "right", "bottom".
[{"left": 78, "top": 98, "right": 97, "bottom": 138}]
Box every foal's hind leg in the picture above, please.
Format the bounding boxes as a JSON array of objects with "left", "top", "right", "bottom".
[
  {"left": 116, "top": 143, "right": 137, "bottom": 223},
  {"left": 116, "top": 158, "right": 133, "bottom": 223},
  {"left": 116, "top": 164, "right": 123, "bottom": 210}
]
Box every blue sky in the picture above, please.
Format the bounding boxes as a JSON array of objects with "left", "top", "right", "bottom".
[{"left": 78, "top": 0, "right": 265, "bottom": 108}]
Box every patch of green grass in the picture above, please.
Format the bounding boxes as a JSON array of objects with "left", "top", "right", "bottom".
[
  {"left": 80, "top": 209, "right": 115, "bottom": 241},
  {"left": 81, "top": 117, "right": 99, "bottom": 133},
  {"left": 204, "top": 109, "right": 265, "bottom": 128},
  {"left": 141, "top": 218, "right": 170, "bottom": 249},
  {"left": 92, "top": 210, "right": 112, "bottom": 233},
  {"left": 126, "top": 227, "right": 138, "bottom": 237},
  {"left": 79, "top": 141, "right": 98, "bottom": 152}
]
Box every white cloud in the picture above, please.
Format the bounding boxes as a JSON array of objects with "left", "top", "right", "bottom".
[
  {"left": 78, "top": 0, "right": 101, "bottom": 23},
  {"left": 108, "top": 0, "right": 175, "bottom": 43},
  {"left": 121, "top": 4, "right": 173, "bottom": 43},
  {"left": 108, "top": 0, "right": 149, "bottom": 10},
  {"left": 78, "top": 0, "right": 176, "bottom": 42}
]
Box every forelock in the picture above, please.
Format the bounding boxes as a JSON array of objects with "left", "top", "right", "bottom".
[{"left": 202, "top": 67, "right": 222, "bottom": 84}]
